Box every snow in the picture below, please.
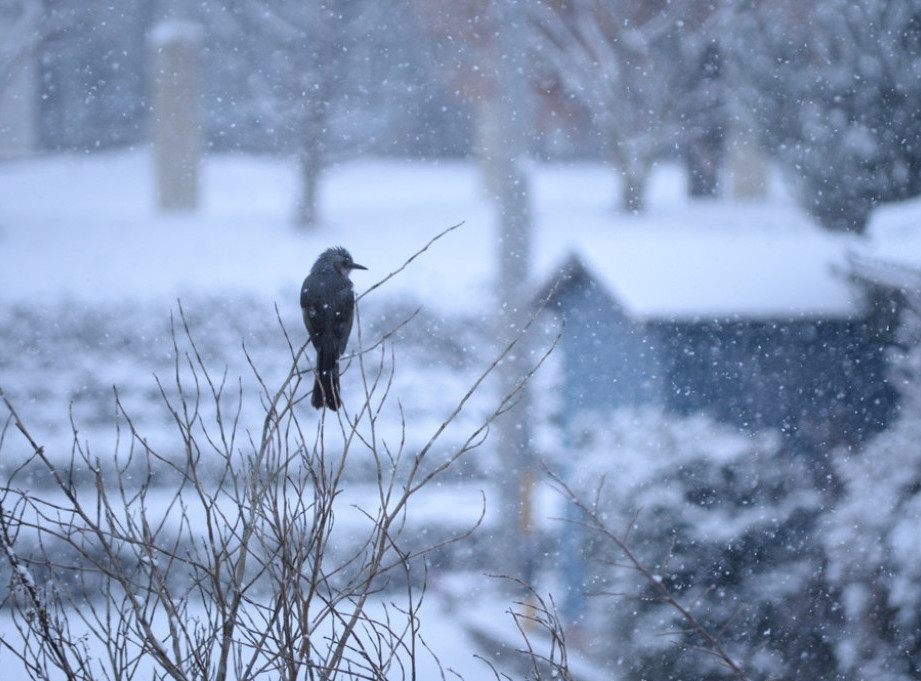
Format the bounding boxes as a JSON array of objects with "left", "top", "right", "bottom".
[
  {"left": 1, "top": 148, "right": 918, "bottom": 679},
  {"left": 0, "top": 149, "right": 879, "bottom": 322},
  {"left": 0, "top": 152, "right": 495, "bottom": 318}
]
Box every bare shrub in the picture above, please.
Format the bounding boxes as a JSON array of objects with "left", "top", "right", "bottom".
[{"left": 0, "top": 233, "right": 554, "bottom": 681}]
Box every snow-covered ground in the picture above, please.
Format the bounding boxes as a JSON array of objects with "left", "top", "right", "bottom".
[
  {"left": 5, "top": 147, "right": 915, "bottom": 323},
  {"left": 0, "top": 147, "right": 878, "bottom": 312},
  {"left": 1, "top": 148, "right": 918, "bottom": 679}
]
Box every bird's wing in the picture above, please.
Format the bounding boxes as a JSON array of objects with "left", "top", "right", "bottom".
[
  {"left": 334, "top": 288, "right": 356, "bottom": 356},
  {"left": 300, "top": 279, "right": 324, "bottom": 346}
]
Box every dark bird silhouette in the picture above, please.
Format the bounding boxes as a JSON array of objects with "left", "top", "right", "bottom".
[{"left": 300, "top": 247, "right": 367, "bottom": 410}]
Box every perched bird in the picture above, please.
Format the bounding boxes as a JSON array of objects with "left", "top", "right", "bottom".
[{"left": 300, "top": 247, "right": 367, "bottom": 410}]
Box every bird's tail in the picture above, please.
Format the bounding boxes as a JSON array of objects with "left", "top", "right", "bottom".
[{"left": 312, "top": 350, "right": 341, "bottom": 410}]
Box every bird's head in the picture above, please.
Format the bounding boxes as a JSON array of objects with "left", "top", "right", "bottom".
[{"left": 321, "top": 247, "right": 368, "bottom": 278}]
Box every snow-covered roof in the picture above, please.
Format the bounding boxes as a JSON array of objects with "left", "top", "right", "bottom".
[
  {"left": 847, "top": 253, "right": 921, "bottom": 293},
  {"left": 537, "top": 226, "right": 863, "bottom": 321},
  {"left": 850, "top": 194, "right": 921, "bottom": 292}
]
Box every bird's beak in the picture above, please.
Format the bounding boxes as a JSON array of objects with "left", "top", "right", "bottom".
[{"left": 351, "top": 263, "right": 368, "bottom": 271}]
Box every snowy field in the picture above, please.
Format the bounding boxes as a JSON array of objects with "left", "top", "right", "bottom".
[
  {"left": 0, "top": 148, "right": 877, "bottom": 310},
  {"left": 1, "top": 148, "right": 919, "bottom": 679}
]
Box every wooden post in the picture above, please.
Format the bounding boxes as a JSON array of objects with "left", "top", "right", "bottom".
[{"left": 150, "top": 21, "right": 202, "bottom": 211}]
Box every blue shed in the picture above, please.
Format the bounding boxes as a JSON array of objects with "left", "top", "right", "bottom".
[{"left": 538, "top": 243, "right": 897, "bottom": 444}]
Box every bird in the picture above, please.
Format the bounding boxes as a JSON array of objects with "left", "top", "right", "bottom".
[{"left": 300, "top": 247, "right": 367, "bottom": 410}]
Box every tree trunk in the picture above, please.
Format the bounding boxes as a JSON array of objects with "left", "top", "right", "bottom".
[
  {"left": 613, "top": 139, "right": 649, "bottom": 213},
  {"left": 621, "top": 170, "right": 647, "bottom": 213},
  {"left": 487, "top": 0, "right": 536, "bottom": 585},
  {"left": 686, "top": 137, "right": 721, "bottom": 198},
  {"left": 295, "top": 152, "right": 320, "bottom": 228},
  {"left": 294, "top": 102, "right": 325, "bottom": 229}
]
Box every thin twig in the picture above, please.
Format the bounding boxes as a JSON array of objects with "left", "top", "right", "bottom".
[{"left": 356, "top": 221, "right": 464, "bottom": 302}]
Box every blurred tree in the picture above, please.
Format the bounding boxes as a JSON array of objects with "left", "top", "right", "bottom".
[
  {"left": 527, "top": 0, "right": 722, "bottom": 212},
  {"left": 491, "top": 0, "right": 538, "bottom": 587},
  {"left": 405, "top": 1, "right": 521, "bottom": 174},
  {"left": 0, "top": 0, "right": 41, "bottom": 92},
  {"left": 11, "top": 0, "right": 461, "bottom": 167},
  {"left": 727, "top": 0, "right": 921, "bottom": 233},
  {"left": 36, "top": 1, "right": 151, "bottom": 150},
  {"left": 680, "top": 41, "right": 725, "bottom": 198},
  {"left": 405, "top": 0, "right": 538, "bottom": 584},
  {"left": 209, "top": 0, "right": 403, "bottom": 227},
  {"left": 0, "top": 0, "right": 42, "bottom": 156}
]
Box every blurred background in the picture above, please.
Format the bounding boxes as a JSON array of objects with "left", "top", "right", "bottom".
[
  {"left": 3, "top": 2, "right": 921, "bottom": 680},
  {"left": 2, "top": 0, "right": 918, "bottom": 232}
]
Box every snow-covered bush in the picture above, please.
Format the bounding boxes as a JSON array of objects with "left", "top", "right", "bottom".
[
  {"left": 824, "top": 295, "right": 921, "bottom": 681},
  {"left": 552, "top": 408, "right": 836, "bottom": 680}
]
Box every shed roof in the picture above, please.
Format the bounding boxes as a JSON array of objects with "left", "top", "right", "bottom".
[
  {"left": 853, "top": 193, "right": 921, "bottom": 292},
  {"left": 535, "top": 226, "right": 863, "bottom": 321}
]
